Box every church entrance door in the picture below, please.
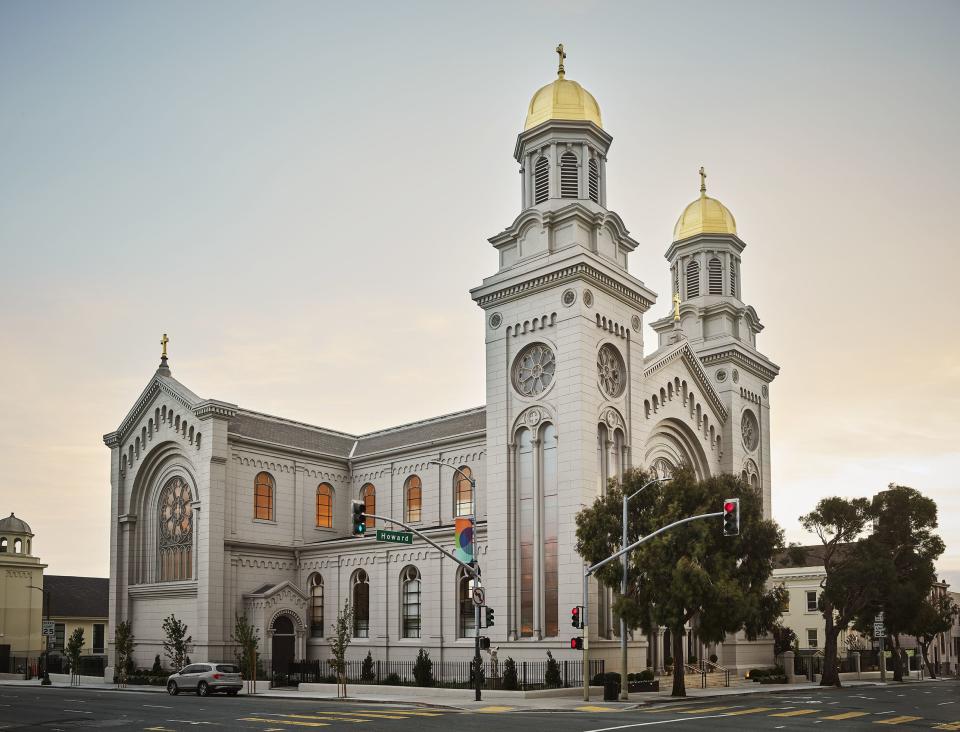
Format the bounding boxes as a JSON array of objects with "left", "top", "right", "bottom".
[{"left": 271, "top": 615, "right": 296, "bottom": 683}]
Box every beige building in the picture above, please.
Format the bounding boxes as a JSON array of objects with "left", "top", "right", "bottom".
[
  {"left": 0, "top": 513, "right": 46, "bottom": 670},
  {"left": 44, "top": 576, "right": 108, "bottom": 661}
]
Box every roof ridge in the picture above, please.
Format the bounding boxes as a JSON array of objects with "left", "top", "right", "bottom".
[
  {"left": 234, "top": 408, "right": 358, "bottom": 439},
  {"left": 357, "top": 405, "right": 487, "bottom": 439}
]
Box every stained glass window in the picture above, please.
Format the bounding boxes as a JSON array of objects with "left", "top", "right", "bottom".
[
  {"left": 316, "top": 484, "right": 333, "bottom": 528},
  {"left": 352, "top": 569, "right": 369, "bottom": 638},
  {"left": 158, "top": 476, "right": 193, "bottom": 582},
  {"left": 254, "top": 472, "right": 274, "bottom": 521},
  {"left": 310, "top": 574, "right": 324, "bottom": 637},
  {"left": 405, "top": 475, "right": 421, "bottom": 523},
  {"left": 454, "top": 466, "right": 473, "bottom": 517},
  {"left": 401, "top": 566, "right": 421, "bottom": 639}
]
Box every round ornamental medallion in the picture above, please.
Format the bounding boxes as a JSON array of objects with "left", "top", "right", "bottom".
[
  {"left": 489, "top": 312, "right": 503, "bottom": 329},
  {"left": 762, "top": 384, "right": 769, "bottom": 398},
  {"left": 526, "top": 409, "right": 542, "bottom": 425},
  {"left": 732, "top": 369, "right": 740, "bottom": 384},
  {"left": 512, "top": 343, "right": 557, "bottom": 397},
  {"left": 596, "top": 343, "right": 626, "bottom": 398},
  {"left": 631, "top": 315, "right": 641, "bottom": 331},
  {"left": 741, "top": 409, "right": 760, "bottom": 452},
  {"left": 716, "top": 369, "right": 727, "bottom": 383},
  {"left": 583, "top": 290, "right": 594, "bottom": 308},
  {"left": 562, "top": 289, "right": 577, "bottom": 307},
  {"left": 159, "top": 476, "right": 193, "bottom": 543}
]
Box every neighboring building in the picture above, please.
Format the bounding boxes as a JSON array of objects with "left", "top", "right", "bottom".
[
  {"left": 103, "top": 49, "right": 780, "bottom": 675},
  {"left": 951, "top": 591, "right": 960, "bottom": 672},
  {"left": 0, "top": 513, "right": 46, "bottom": 669},
  {"left": 899, "top": 580, "right": 958, "bottom": 675},
  {"left": 771, "top": 545, "right": 830, "bottom": 652},
  {"left": 43, "top": 576, "right": 109, "bottom": 661}
]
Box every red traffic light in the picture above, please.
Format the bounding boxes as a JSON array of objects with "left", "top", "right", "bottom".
[
  {"left": 724, "top": 501, "right": 735, "bottom": 513},
  {"left": 571, "top": 606, "right": 582, "bottom": 628}
]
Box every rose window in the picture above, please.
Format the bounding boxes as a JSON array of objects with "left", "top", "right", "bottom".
[
  {"left": 158, "top": 476, "right": 193, "bottom": 582},
  {"left": 512, "top": 343, "right": 556, "bottom": 397},
  {"left": 596, "top": 344, "right": 626, "bottom": 398},
  {"left": 741, "top": 410, "right": 760, "bottom": 452}
]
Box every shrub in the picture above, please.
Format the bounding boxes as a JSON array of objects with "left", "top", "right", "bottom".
[
  {"left": 151, "top": 655, "right": 163, "bottom": 674},
  {"left": 384, "top": 673, "right": 401, "bottom": 686},
  {"left": 544, "top": 651, "right": 562, "bottom": 688},
  {"left": 360, "top": 651, "right": 375, "bottom": 682},
  {"left": 502, "top": 657, "right": 518, "bottom": 691},
  {"left": 638, "top": 669, "right": 655, "bottom": 682},
  {"left": 413, "top": 649, "right": 434, "bottom": 687},
  {"left": 688, "top": 654, "right": 698, "bottom": 665},
  {"left": 664, "top": 655, "right": 674, "bottom": 667},
  {"left": 709, "top": 654, "right": 718, "bottom": 664}
]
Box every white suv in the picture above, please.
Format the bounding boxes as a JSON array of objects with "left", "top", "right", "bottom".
[{"left": 167, "top": 663, "right": 243, "bottom": 696}]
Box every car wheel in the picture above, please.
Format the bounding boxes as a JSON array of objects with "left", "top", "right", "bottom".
[
  {"left": 197, "top": 681, "right": 209, "bottom": 697},
  {"left": 167, "top": 681, "right": 179, "bottom": 696}
]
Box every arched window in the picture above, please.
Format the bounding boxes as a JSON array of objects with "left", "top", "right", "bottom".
[
  {"left": 13, "top": 538, "right": 22, "bottom": 554},
  {"left": 588, "top": 159, "right": 599, "bottom": 202},
  {"left": 454, "top": 466, "right": 473, "bottom": 517},
  {"left": 730, "top": 261, "right": 737, "bottom": 297},
  {"left": 316, "top": 484, "right": 333, "bottom": 528},
  {"left": 533, "top": 156, "right": 549, "bottom": 204},
  {"left": 158, "top": 476, "right": 193, "bottom": 582},
  {"left": 360, "top": 484, "right": 375, "bottom": 530},
  {"left": 352, "top": 569, "right": 369, "bottom": 638},
  {"left": 686, "top": 260, "right": 700, "bottom": 298},
  {"left": 560, "top": 151, "right": 578, "bottom": 198},
  {"left": 708, "top": 257, "right": 723, "bottom": 295},
  {"left": 457, "top": 567, "right": 475, "bottom": 637},
  {"left": 254, "top": 472, "right": 274, "bottom": 521},
  {"left": 405, "top": 475, "right": 422, "bottom": 523},
  {"left": 401, "top": 565, "right": 421, "bottom": 639},
  {"left": 309, "top": 574, "right": 324, "bottom": 637},
  {"left": 0, "top": 537, "right": 6, "bottom": 552}
]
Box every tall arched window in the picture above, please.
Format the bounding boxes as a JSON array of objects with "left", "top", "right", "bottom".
[
  {"left": 517, "top": 426, "right": 534, "bottom": 637},
  {"left": 454, "top": 466, "right": 473, "bottom": 517},
  {"left": 316, "top": 484, "right": 333, "bottom": 528},
  {"left": 309, "top": 574, "right": 324, "bottom": 637},
  {"left": 13, "top": 538, "right": 21, "bottom": 554},
  {"left": 0, "top": 538, "right": 6, "bottom": 553},
  {"left": 588, "top": 159, "right": 600, "bottom": 202},
  {"left": 534, "top": 156, "right": 549, "bottom": 204},
  {"left": 404, "top": 475, "right": 421, "bottom": 523},
  {"left": 360, "top": 484, "right": 375, "bottom": 530},
  {"left": 560, "top": 151, "right": 578, "bottom": 198},
  {"left": 457, "top": 567, "right": 475, "bottom": 637},
  {"left": 708, "top": 257, "right": 723, "bottom": 295},
  {"left": 254, "top": 472, "right": 274, "bottom": 521},
  {"left": 542, "top": 423, "right": 559, "bottom": 638},
  {"left": 352, "top": 569, "right": 369, "bottom": 638},
  {"left": 158, "top": 476, "right": 193, "bottom": 582},
  {"left": 401, "top": 565, "right": 421, "bottom": 639},
  {"left": 686, "top": 260, "right": 700, "bottom": 298}
]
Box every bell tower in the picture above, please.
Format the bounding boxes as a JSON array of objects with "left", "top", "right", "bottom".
[{"left": 471, "top": 47, "right": 656, "bottom": 648}]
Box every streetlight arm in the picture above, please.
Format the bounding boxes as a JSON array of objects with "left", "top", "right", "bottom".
[
  {"left": 427, "top": 460, "right": 476, "bottom": 488},
  {"left": 627, "top": 476, "right": 671, "bottom": 502}
]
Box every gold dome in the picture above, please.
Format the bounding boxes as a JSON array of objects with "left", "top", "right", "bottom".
[
  {"left": 673, "top": 168, "right": 737, "bottom": 240},
  {"left": 524, "top": 45, "right": 602, "bottom": 131}
]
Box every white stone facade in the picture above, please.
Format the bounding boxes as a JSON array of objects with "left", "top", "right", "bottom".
[{"left": 103, "top": 67, "right": 780, "bottom": 675}]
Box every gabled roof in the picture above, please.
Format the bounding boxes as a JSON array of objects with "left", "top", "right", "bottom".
[
  {"left": 643, "top": 338, "right": 727, "bottom": 422},
  {"left": 353, "top": 407, "right": 486, "bottom": 458},
  {"left": 241, "top": 579, "right": 307, "bottom": 602},
  {"left": 44, "top": 575, "right": 108, "bottom": 618},
  {"left": 228, "top": 410, "right": 356, "bottom": 459}
]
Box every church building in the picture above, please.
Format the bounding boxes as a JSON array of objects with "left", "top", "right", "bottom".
[{"left": 103, "top": 49, "right": 779, "bottom": 676}]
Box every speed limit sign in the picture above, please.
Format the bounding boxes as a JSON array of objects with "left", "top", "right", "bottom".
[{"left": 472, "top": 586, "right": 486, "bottom": 607}]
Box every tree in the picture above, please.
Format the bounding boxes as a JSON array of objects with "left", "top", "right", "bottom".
[
  {"left": 544, "top": 650, "right": 562, "bottom": 688},
  {"left": 328, "top": 601, "right": 353, "bottom": 698},
  {"left": 412, "top": 648, "right": 434, "bottom": 687},
  {"left": 772, "top": 625, "right": 796, "bottom": 657},
  {"left": 161, "top": 614, "right": 192, "bottom": 673},
  {"left": 113, "top": 621, "right": 136, "bottom": 687},
  {"left": 799, "top": 497, "right": 887, "bottom": 687},
  {"left": 576, "top": 465, "right": 785, "bottom": 697},
  {"left": 66, "top": 627, "right": 85, "bottom": 684},
  {"left": 231, "top": 613, "right": 260, "bottom": 684},
  {"left": 907, "top": 593, "right": 958, "bottom": 679},
  {"left": 360, "top": 651, "right": 375, "bottom": 682}
]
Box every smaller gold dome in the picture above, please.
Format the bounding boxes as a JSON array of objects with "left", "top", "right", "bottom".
[
  {"left": 524, "top": 76, "right": 602, "bottom": 131},
  {"left": 673, "top": 169, "right": 737, "bottom": 240}
]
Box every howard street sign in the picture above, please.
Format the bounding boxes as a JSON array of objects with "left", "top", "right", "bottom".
[{"left": 376, "top": 529, "right": 412, "bottom": 545}]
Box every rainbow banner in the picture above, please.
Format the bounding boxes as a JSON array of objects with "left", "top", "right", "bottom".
[{"left": 454, "top": 516, "right": 474, "bottom": 564}]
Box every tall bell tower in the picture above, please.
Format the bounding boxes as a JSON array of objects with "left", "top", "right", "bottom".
[{"left": 471, "top": 47, "right": 656, "bottom": 651}]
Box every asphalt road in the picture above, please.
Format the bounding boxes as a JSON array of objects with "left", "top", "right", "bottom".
[{"left": 0, "top": 681, "right": 958, "bottom": 731}]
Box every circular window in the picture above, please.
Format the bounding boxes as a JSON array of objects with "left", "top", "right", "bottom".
[
  {"left": 596, "top": 343, "right": 626, "bottom": 398},
  {"left": 583, "top": 290, "right": 594, "bottom": 308},
  {"left": 512, "top": 343, "right": 557, "bottom": 397},
  {"left": 741, "top": 409, "right": 760, "bottom": 452},
  {"left": 489, "top": 312, "right": 502, "bottom": 329},
  {"left": 716, "top": 369, "right": 727, "bottom": 383},
  {"left": 562, "top": 289, "right": 577, "bottom": 307},
  {"left": 732, "top": 369, "right": 740, "bottom": 384}
]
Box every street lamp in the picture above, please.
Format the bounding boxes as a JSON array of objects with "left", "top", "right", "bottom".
[
  {"left": 427, "top": 460, "right": 483, "bottom": 702},
  {"left": 27, "top": 585, "right": 51, "bottom": 686},
  {"left": 618, "top": 476, "right": 671, "bottom": 700}
]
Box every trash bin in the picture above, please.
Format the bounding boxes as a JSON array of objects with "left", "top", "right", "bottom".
[{"left": 603, "top": 677, "right": 620, "bottom": 701}]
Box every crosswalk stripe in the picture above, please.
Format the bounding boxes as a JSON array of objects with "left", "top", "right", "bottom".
[
  {"left": 476, "top": 706, "right": 515, "bottom": 713},
  {"left": 280, "top": 714, "right": 369, "bottom": 723},
  {"left": 874, "top": 716, "right": 922, "bottom": 725},
  {"left": 333, "top": 713, "right": 414, "bottom": 720},
  {"left": 642, "top": 706, "right": 695, "bottom": 713},
  {"left": 821, "top": 712, "right": 870, "bottom": 720},
  {"left": 771, "top": 709, "right": 818, "bottom": 717},
  {"left": 577, "top": 706, "right": 619, "bottom": 712},
  {"left": 240, "top": 718, "right": 328, "bottom": 727},
  {"left": 932, "top": 723, "right": 960, "bottom": 730},
  {"left": 722, "top": 707, "right": 776, "bottom": 716},
  {"left": 679, "top": 706, "right": 736, "bottom": 714}
]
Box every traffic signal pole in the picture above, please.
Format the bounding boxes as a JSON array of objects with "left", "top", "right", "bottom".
[{"left": 582, "top": 510, "right": 724, "bottom": 701}]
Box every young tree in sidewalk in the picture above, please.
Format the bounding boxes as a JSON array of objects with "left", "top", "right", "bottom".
[
  {"left": 328, "top": 602, "right": 353, "bottom": 698},
  {"left": 908, "top": 593, "right": 958, "bottom": 679},
  {"left": 576, "top": 464, "right": 785, "bottom": 697},
  {"left": 66, "top": 627, "right": 85, "bottom": 686},
  {"left": 161, "top": 614, "right": 192, "bottom": 673},
  {"left": 231, "top": 613, "right": 260, "bottom": 687},
  {"left": 113, "top": 621, "right": 136, "bottom": 687}
]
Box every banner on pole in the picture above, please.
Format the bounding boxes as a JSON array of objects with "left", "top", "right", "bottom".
[{"left": 454, "top": 516, "right": 474, "bottom": 564}]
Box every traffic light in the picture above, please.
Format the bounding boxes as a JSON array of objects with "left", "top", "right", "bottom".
[
  {"left": 722, "top": 498, "right": 740, "bottom": 536},
  {"left": 571, "top": 637, "right": 584, "bottom": 650},
  {"left": 571, "top": 606, "right": 583, "bottom": 629},
  {"left": 351, "top": 500, "right": 366, "bottom": 536},
  {"left": 479, "top": 636, "right": 491, "bottom": 650},
  {"left": 484, "top": 606, "right": 495, "bottom": 628}
]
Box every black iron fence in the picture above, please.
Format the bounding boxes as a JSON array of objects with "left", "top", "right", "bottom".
[
  {"left": 45, "top": 654, "right": 107, "bottom": 677},
  {"left": 269, "top": 656, "right": 604, "bottom": 690}
]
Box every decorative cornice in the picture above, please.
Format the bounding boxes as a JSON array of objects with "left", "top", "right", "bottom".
[
  {"left": 699, "top": 348, "right": 779, "bottom": 383},
  {"left": 644, "top": 341, "right": 727, "bottom": 422},
  {"left": 193, "top": 399, "right": 238, "bottom": 421},
  {"left": 110, "top": 376, "right": 199, "bottom": 444},
  {"left": 103, "top": 432, "right": 120, "bottom": 448}
]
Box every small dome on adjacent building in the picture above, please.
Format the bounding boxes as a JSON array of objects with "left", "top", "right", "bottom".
[
  {"left": 524, "top": 45, "right": 602, "bottom": 131},
  {"left": 0, "top": 512, "right": 32, "bottom": 535},
  {"left": 673, "top": 168, "right": 737, "bottom": 241}
]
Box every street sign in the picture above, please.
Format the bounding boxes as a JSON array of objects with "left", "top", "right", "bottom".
[
  {"left": 472, "top": 586, "right": 486, "bottom": 607},
  {"left": 375, "top": 529, "right": 412, "bottom": 545},
  {"left": 42, "top": 621, "right": 55, "bottom": 637},
  {"left": 875, "top": 612, "right": 884, "bottom": 623},
  {"left": 873, "top": 622, "right": 885, "bottom": 638}
]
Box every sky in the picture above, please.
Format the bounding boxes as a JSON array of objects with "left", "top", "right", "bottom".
[{"left": 1, "top": 1, "right": 958, "bottom": 584}]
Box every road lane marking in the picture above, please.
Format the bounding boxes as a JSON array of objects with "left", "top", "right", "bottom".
[
  {"left": 268, "top": 714, "right": 369, "bottom": 724},
  {"left": 821, "top": 712, "right": 870, "bottom": 720},
  {"left": 874, "top": 716, "right": 922, "bottom": 725},
  {"left": 678, "top": 706, "right": 737, "bottom": 713},
  {"left": 476, "top": 706, "right": 514, "bottom": 712},
  {"left": 143, "top": 704, "right": 173, "bottom": 709},
  {"left": 62, "top": 709, "right": 92, "bottom": 714},
  {"left": 582, "top": 712, "right": 761, "bottom": 731},
  {"left": 721, "top": 707, "right": 776, "bottom": 716},
  {"left": 770, "top": 709, "right": 817, "bottom": 717},
  {"left": 933, "top": 723, "right": 960, "bottom": 730},
  {"left": 240, "top": 719, "right": 328, "bottom": 727},
  {"left": 578, "top": 706, "right": 619, "bottom": 712}
]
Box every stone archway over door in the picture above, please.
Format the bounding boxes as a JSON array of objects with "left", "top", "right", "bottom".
[{"left": 271, "top": 615, "right": 296, "bottom": 676}]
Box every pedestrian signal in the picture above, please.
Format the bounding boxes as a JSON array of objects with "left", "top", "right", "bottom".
[
  {"left": 722, "top": 498, "right": 740, "bottom": 536},
  {"left": 571, "top": 637, "right": 584, "bottom": 650},
  {"left": 479, "top": 636, "right": 491, "bottom": 650}
]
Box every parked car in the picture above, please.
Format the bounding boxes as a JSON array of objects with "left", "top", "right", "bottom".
[{"left": 167, "top": 663, "right": 243, "bottom": 696}]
